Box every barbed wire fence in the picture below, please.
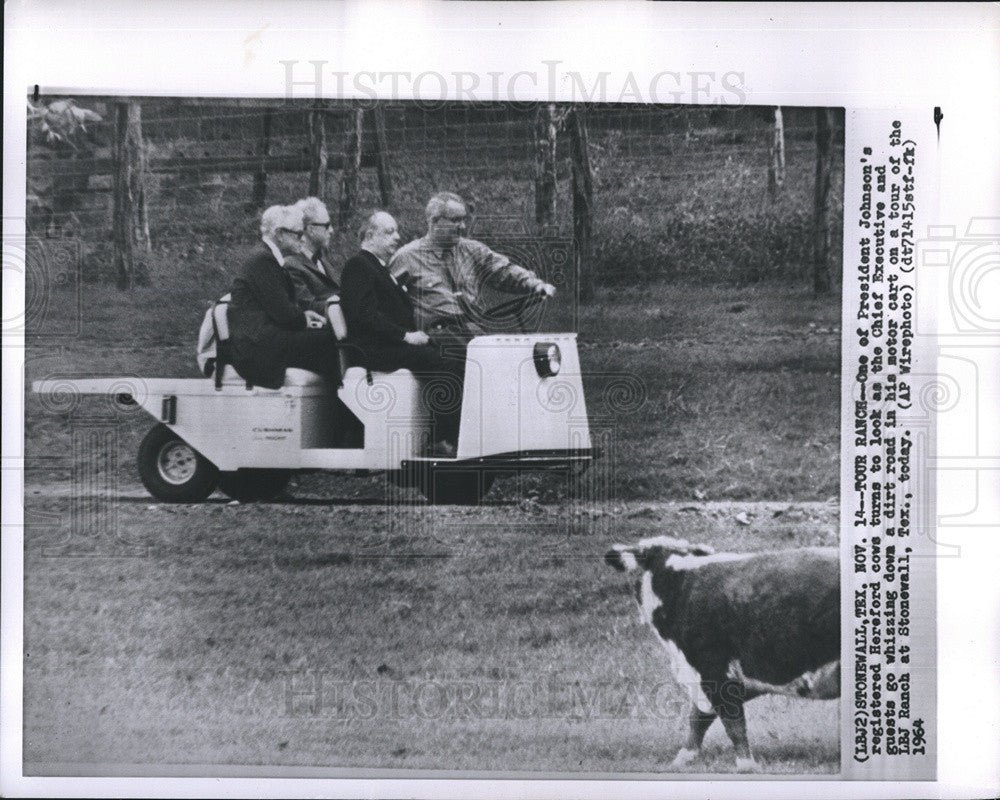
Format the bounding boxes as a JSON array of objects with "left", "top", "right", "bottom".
[{"left": 26, "top": 98, "right": 843, "bottom": 295}]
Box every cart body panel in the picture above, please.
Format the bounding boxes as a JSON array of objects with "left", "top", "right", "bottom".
[
  {"left": 457, "top": 334, "right": 591, "bottom": 461},
  {"left": 32, "top": 333, "right": 595, "bottom": 484}
]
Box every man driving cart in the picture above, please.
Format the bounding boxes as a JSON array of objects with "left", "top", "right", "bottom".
[
  {"left": 386, "top": 191, "right": 558, "bottom": 458},
  {"left": 390, "top": 191, "right": 557, "bottom": 342}
]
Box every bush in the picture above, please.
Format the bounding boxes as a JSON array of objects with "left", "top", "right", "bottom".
[{"left": 589, "top": 130, "right": 843, "bottom": 286}]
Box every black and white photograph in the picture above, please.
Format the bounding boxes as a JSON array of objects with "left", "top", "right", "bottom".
[
  {"left": 20, "top": 94, "right": 845, "bottom": 776},
  {"left": 3, "top": 3, "right": 999, "bottom": 798}
]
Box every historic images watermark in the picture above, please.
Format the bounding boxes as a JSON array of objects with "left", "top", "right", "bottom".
[
  {"left": 280, "top": 670, "right": 743, "bottom": 722},
  {"left": 281, "top": 60, "right": 748, "bottom": 105}
]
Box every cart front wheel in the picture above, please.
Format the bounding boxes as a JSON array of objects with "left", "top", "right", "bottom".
[
  {"left": 138, "top": 424, "right": 219, "bottom": 502},
  {"left": 217, "top": 469, "right": 292, "bottom": 502}
]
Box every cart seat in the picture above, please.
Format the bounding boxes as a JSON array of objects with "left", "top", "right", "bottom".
[
  {"left": 341, "top": 366, "right": 416, "bottom": 386},
  {"left": 217, "top": 364, "right": 326, "bottom": 387},
  {"left": 217, "top": 364, "right": 417, "bottom": 389}
]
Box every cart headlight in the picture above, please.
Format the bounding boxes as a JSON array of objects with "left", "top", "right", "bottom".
[{"left": 533, "top": 342, "right": 561, "bottom": 377}]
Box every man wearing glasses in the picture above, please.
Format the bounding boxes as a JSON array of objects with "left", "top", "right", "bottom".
[
  {"left": 390, "top": 191, "right": 556, "bottom": 339},
  {"left": 285, "top": 196, "right": 342, "bottom": 313},
  {"left": 226, "top": 204, "right": 341, "bottom": 389}
]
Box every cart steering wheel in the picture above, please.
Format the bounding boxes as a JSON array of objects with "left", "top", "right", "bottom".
[{"left": 470, "top": 291, "right": 548, "bottom": 334}]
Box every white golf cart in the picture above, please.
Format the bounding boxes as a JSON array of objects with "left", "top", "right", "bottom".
[{"left": 33, "top": 297, "right": 596, "bottom": 505}]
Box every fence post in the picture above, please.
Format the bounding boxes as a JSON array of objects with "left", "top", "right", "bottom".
[
  {"left": 339, "top": 106, "right": 364, "bottom": 225},
  {"left": 812, "top": 108, "right": 834, "bottom": 295},
  {"left": 534, "top": 103, "right": 558, "bottom": 228},
  {"left": 568, "top": 106, "right": 594, "bottom": 302},
  {"left": 372, "top": 106, "right": 394, "bottom": 208},
  {"left": 768, "top": 106, "right": 786, "bottom": 201},
  {"left": 135, "top": 106, "right": 152, "bottom": 254},
  {"left": 112, "top": 100, "right": 149, "bottom": 289},
  {"left": 252, "top": 109, "right": 273, "bottom": 209},
  {"left": 308, "top": 102, "right": 328, "bottom": 198}
]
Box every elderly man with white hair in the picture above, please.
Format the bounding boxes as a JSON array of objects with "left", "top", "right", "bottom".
[
  {"left": 226, "top": 204, "right": 341, "bottom": 389},
  {"left": 284, "top": 196, "right": 341, "bottom": 313}
]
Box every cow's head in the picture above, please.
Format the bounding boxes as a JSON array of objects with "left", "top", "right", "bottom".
[{"left": 605, "top": 535, "right": 714, "bottom": 573}]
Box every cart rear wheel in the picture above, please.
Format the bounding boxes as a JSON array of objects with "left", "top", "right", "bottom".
[
  {"left": 138, "top": 424, "right": 219, "bottom": 502},
  {"left": 217, "top": 469, "right": 292, "bottom": 502}
]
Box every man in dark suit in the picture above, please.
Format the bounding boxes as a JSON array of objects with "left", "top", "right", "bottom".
[
  {"left": 227, "top": 205, "right": 341, "bottom": 389},
  {"left": 341, "top": 210, "right": 462, "bottom": 456},
  {"left": 284, "top": 196, "right": 341, "bottom": 314}
]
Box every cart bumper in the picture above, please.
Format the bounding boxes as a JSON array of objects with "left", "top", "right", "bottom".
[{"left": 400, "top": 447, "right": 600, "bottom": 473}]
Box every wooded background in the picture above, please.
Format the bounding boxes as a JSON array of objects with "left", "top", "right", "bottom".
[{"left": 26, "top": 98, "right": 843, "bottom": 296}]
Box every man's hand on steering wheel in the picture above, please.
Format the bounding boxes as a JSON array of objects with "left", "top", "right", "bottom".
[
  {"left": 304, "top": 309, "right": 327, "bottom": 329},
  {"left": 534, "top": 282, "right": 556, "bottom": 299}
]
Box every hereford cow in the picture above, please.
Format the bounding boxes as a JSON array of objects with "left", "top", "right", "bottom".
[{"left": 605, "top": 535, "right": 839, "bottom": 771}]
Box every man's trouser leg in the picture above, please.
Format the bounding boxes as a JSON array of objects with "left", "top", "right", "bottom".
[
  {"left": 425, "top": 326, "right": 474, "bottom": 446},
  {"left": 283, "top": 329, "right": 343, "bottom": 385},
  {"left": 362, "top": 344, "right": 462, "bottom": 447}
]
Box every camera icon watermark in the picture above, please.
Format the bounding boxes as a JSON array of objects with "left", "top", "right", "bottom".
[
  {"left": 913, "top": 219, "right": 1000, "bottom": 540},
  {"left": 916, "top": 218, "right": 1000, "bottom": 336},
  {"left": 2, "top": 224, "right": 83, "bottom": 340},
  {"left": 25, "top": 369, "right": 152, "bottom": 557}
]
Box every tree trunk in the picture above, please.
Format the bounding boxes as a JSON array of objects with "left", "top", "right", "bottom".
[
  {"left": 768, "top": 106, "right": 786, "bottom": 201},
  {"left": 252, "top": 109, "right": 272, "bottom": 209},
  {"left": 812, "top": 108, "right": 835, "bottom": 295},
  {"left": 568, "top": 106, "right": 594, "bottom": 302},
  {"left": 534, "top": 103, "right": 558, "bottom": 229},
  {"left": 339, "top": 107, "right": 364, "bottom": 225},
  {"left": 308, "top": 103, "right": 328, "bottom": 198},
  {"left": 372, "top": 106, "right": 394, "bottom": 208},
  {"left": 112, "top": 101, "right": 149, "bottom": 289}
]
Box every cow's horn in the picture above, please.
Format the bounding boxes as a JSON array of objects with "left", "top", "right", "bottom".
[{"left": 605, "top": 544, "right": 638, "bottom": 572}]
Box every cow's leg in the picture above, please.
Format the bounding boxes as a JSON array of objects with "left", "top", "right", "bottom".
[
  {"left": 718, "top": 702, "right": 756, "bottom": 772},
  {"left": 712, "top": 679, "right": 758, "bottom": 772},
  {"left": 669, "top": 706, "right": 716, "bottom": 769}
]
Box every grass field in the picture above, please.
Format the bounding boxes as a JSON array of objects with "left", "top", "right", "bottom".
[
  {"left": 23, "top": 496, "right": 838, "bottom": 775},
  {"left": 22, "top": 277, "right": 841, "bottom": 775}
]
